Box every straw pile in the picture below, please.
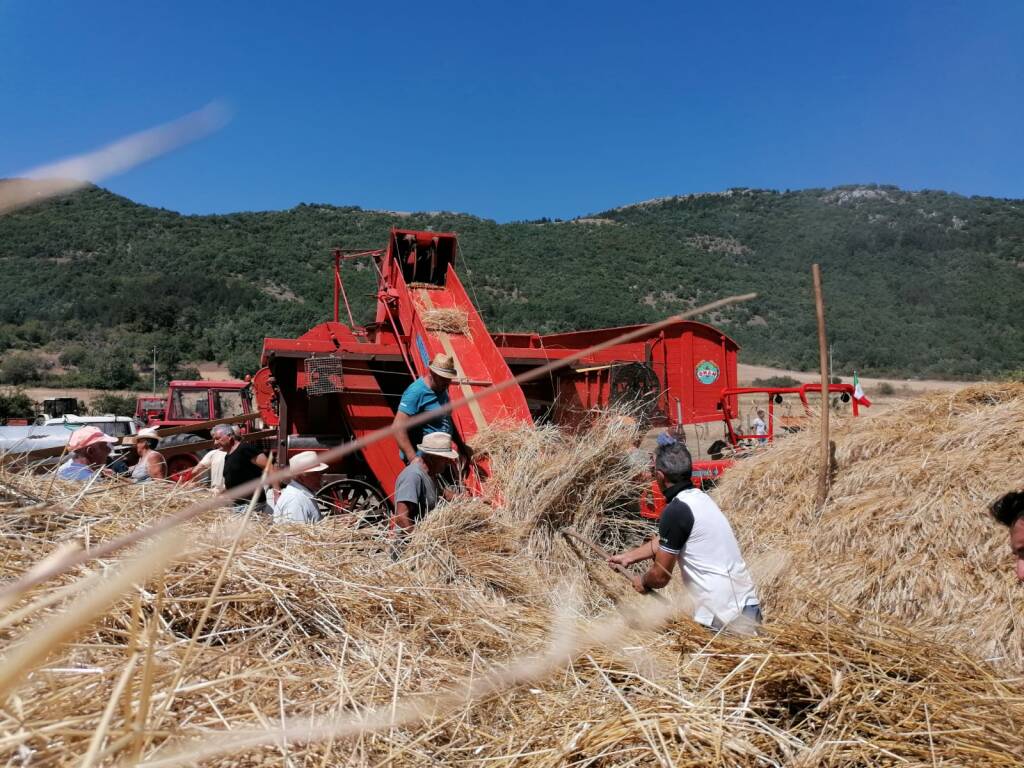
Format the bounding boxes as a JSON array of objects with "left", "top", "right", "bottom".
[
  {"left": 714, "top": 381, "right": 1024, "bottom": 669},
  {"left": 419, "top": 307, "right": 471, "bottom": 336},
  {"left": 2, "top": 401, "right": 1023, "bottom": 766}
]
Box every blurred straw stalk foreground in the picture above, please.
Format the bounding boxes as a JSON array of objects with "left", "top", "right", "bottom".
[{"left": 1, "top": 384, "right": 1023, "bottom": 766}]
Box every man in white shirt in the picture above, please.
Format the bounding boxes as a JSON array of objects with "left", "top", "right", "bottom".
[
  {"left": 193, "top": 448, "right": 227, "bottom": 492},
  {"left": 608, "top": 441, "right": 761, "bottom": 632},
  {"left": 273, "top": 451, "right": 329, "bottom": 524},
  {"left": 752, "top": 409, "right": 768, "bottom": 443}
]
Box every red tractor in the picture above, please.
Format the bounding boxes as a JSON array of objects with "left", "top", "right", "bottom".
[
  {"left": 134, "top": 396, "right": 166, "bottom": 424},
  {"left": 142, "top": 380, "right": 259, "bottom": 476}
]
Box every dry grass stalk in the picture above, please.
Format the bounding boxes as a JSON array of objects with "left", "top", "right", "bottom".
[
  {"left": 419, "top": 308, "right": 471, "bottom": 336},
  {"left": 1, "top": 397, "right": 1023, "bottom": 766}
]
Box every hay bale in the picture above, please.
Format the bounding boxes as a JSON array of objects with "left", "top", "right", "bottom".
[
  {"left": 714, "top": 381, "right": 1024, "bottom": 669},
  {"left": 2, "top": 400, "right": 1024, "bottom": 765},
  {"left": 419, "top": 308, "right": 471, "bottom": 335}
]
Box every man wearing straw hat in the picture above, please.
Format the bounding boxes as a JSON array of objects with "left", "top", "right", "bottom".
[
  {"left": 392, "top": 431, "right": 459, "bottom": 531},
  {"left": 392, "top": 353, "right": 471, "bottom": 463},
  {"left": 273, "top": 451, "right": 329, "bottom": 524},
  {"left": 608, "top": 440, "right": 761, "bottom": 632},
  {"left": 57, "top": 425, "right": 119, "bottom": 482}
]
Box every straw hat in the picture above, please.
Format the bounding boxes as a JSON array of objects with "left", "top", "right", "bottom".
[
  {"left": 417, "top": 432, "right": 459, "bottom": 460},
  {"left": 135, "top": 427, "right": 161, "bottom": 441},
  {"left": 428, "top": 353, "right": 457, "bottom": 380},
  {"left": 68, "top": 426, "right": 118, "bottom": 452},
  {"left": 289, "top": 450, "right": 329, "bottom": 473}
]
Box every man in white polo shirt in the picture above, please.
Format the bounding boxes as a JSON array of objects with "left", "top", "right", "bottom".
[
  {"left": 608, "top": 439, "right": 761, "bottom": 631},
  {"left": 273, "top": 451, "right": 329, "bottom": 524}
]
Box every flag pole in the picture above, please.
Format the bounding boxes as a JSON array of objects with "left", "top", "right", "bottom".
[{"left": 812, "top": 264, "right": 831, "bottom": 511}]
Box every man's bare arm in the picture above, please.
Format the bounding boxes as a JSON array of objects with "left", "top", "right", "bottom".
[
  {"left": 392, "top": 412, "right": 416, "bottom": 462},
  {"left": 150, "top": 453, "right": 167, "bottom": 480},
  {"left": 608, "top": 535, "right": 659, "bottom": 568},
  {"left": 392, "top": 501, "right": 415, "bottom": 531},
  {"left": 637, "top": 549, "right": 677, "bottom": 592}
]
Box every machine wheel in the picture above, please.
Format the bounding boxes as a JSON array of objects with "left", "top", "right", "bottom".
[
  {"left": 157, "top": 433, "right": 207, "bottom": 477},
  {"left": 315, "top": 478, "right": 389, "bottom": 527}
]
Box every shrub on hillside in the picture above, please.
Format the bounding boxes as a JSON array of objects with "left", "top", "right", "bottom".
[
  {"left": 0, "top": 387, "right": 36, "bottom": 422},
  {"left": 752, "top": 375, "right": 800, "bottom": 388},
  {"left": 90, "top": 393, "right": 138, "bottom": 416},
  {"left": 0, "top": 352, "right": 44, "bottom": 385},
  {"left": 58, "top": 344, "right": 90, "bottom": 368},
  {"left": 77, "top": 356, "right": 140, "bottom": 389}
]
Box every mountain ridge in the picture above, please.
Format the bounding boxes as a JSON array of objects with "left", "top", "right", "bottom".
[{"left": 0, "top": 182, "right": 1021, "bottom": 387}]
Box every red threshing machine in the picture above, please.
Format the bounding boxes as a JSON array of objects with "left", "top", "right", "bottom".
[{"left": 257, "top": 228, "right": 860, "bottom": 520}]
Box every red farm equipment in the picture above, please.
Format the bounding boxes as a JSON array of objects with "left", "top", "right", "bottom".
[
  {"left": 134, "top": 396, "right": 166, "bottom": 424},
  {"left": 141, "top": 380, "right": 262, "bottom": 476},
  {"left": 260, "top": 230, "right": 533, "bottom": 521},
  {"left": 256, "top": 227, "right": 862, "bottom": 522}
]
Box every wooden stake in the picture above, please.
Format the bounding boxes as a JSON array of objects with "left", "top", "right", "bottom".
[{"left": 812, "top": 264, "right": 830, "bottom": 511}]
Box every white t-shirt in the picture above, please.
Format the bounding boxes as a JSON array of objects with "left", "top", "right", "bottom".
[
  {"left": 753, "top": 417, "right": 767, "bottom": 436},
  {"left": 197, "top": 449, "right": 226, "bottom": 492},
  {"left": 658, "top": 485, "right": 759, "bottom": 627},
  {"left": 274, "top": 481, "right": 322, "bottom": 524}
]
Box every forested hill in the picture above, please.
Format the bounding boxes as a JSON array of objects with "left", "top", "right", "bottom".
[{"left": 0, "top": 183, "right": 1022, "bottom": 386}]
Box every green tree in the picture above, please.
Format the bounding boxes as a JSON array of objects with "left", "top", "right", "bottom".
[
  {"left": 90, "top": 393, "right": 138, "bottom": 416},
  {"left": 0, "top": 352, "right": 44, "bottom": 385},
  {"left": 0, "top": 387, "right": 36, "bottom": 422}
]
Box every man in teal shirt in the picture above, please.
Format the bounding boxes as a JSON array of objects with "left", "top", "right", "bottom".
[{"left": 393, "top": 352, "right": 458, "bottom": 462}]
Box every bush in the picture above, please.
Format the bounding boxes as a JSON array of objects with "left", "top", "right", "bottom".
[
  {"left": 170, "top": 365, "right": 202, "bottom": 382},
  {"left": 0, "top": 387, "right": 36, "bottom": 422},
  {"left": 225, "top": 351, "right": 261, "bottom": 379},
  {"left": 878, "top": 381, "right": 896, "bottom": 396},
  {"left": 89, "top": 393, "right": 138, "bottom": 416},
  {"left": 0, "top": 352, "right": 44, "bottom": 385},
  {"left": 78, "top": 356, "right": 140, "bottom": 389},
  {"left": 830, "top": 375, "right": 844, "bottom": 385},
  {"left": 58, "top": 344, "right": 90, "bottom": 368},
  {"left": 751, "top": 375, "right": 800, "bottom": 388}
]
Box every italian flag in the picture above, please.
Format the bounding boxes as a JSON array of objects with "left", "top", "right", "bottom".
[{"left": 853, "top": 371, "right": 872, "bottom": 407}]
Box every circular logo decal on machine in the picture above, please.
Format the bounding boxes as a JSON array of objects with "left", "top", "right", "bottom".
[{"left": 695, "top": 360, "right": 720, "bottom": 385}]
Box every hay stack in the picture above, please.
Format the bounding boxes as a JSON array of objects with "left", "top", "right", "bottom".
[
  {"left": 714, "top": 382, "right": 1024, "bottom": 669},
  {"left": 1, "top": 402, "right": 1023, "bottom": 765},
  {"left": 419, "top": 308, "right": 470, "bottom": 335}
]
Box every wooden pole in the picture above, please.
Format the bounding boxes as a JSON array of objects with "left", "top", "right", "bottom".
[{"left": 812, "top": 264, "right": 830, "bottom": 510}]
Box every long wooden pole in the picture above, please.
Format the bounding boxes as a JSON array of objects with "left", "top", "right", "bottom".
[{"left": 812, "top": 264, "right": 830, "bottom": 510}]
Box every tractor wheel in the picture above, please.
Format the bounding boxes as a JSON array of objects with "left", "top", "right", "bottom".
[
  {"left": 315, "top": 478, "right": 389, "bottom": 527},
  {"left": 157, "top": 433, "right": 207, "bottom": 477}
]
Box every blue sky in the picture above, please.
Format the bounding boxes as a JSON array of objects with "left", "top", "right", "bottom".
[{"left": 2, "top": 1, "right": 1021, "bottom": 221}]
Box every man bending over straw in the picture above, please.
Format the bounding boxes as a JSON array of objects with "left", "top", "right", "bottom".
[
  {"left": 608, "top": 440, "right": 762, "bottom": 632},
  {"left": 392, "top": 432, "right": 458, "bottom": 531}
]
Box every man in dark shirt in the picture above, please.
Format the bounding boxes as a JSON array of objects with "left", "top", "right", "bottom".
[{"left": 212, "top": 424, "right": 270, "bottom": 511}]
